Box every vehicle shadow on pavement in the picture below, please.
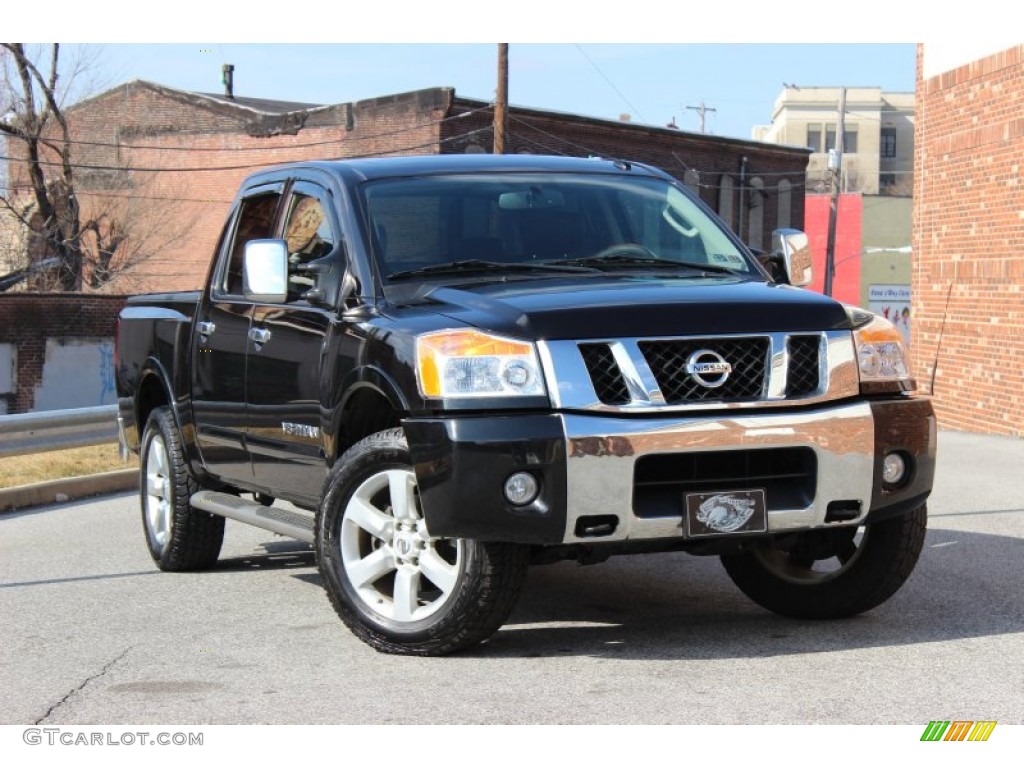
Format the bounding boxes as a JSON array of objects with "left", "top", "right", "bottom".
[
  {"left": 474, "top": 522, "right": 1024, "bottom": 660},
  {"left": 214, "top": 539, "right": 316, "bottom": 572}
]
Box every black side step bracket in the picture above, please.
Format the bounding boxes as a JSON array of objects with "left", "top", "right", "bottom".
[{"left": 190, "top": 491, "right": 315, "bottom": 544}]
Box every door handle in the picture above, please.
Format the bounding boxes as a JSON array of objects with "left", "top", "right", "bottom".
[
  {"left": 197, "top": 321, "right": 216, "bottom": 336},
  {"left": 249, "top": 327, "right": 272, "bottom": 344}
]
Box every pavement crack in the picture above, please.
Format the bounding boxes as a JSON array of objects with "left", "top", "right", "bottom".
[{"left": 35, "top": 646, "right": 133, "bottom": 725}]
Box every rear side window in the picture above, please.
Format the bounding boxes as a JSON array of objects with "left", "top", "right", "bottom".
[{"left": 220, "top": 192, "right": 281, "bottom": 296}]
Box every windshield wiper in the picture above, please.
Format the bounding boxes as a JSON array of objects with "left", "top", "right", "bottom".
[
  {"left": 547, "top": 254, "right": 741, "bottom": 275},
  {"left": 387, "top": 259, "right": 601, "bottom": 280}
]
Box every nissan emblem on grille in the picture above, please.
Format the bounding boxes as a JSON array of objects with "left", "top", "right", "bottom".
[{"left": 685, "top": 349, "right": 732, "bottom": 388}]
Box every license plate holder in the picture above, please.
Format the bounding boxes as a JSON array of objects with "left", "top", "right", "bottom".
[{"left": 684, "top": 489, "right": 768, "bottom": 538}]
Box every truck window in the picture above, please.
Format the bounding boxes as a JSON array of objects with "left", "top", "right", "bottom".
[
  {"left": 281, "top": 192, "right": 335, "bottom": 302},
  {"left": 221, "top": 192, "right": 281, "bottom": 296}
]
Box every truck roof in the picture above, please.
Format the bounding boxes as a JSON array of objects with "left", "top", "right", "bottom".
[{"left": 245, "top": 154, "right": 671, "bottom": 185}]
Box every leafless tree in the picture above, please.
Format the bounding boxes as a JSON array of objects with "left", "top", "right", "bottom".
[{"left": 1, "top": 43, "right": 192, "bottom": 292}]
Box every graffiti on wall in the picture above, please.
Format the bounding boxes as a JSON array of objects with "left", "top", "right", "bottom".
[{"left": 32, "top": 337, "right": 118, "bottom": 412}]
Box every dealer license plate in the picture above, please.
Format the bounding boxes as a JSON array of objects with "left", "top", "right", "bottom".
[{"left": 684, "top": 489, "right": 768, "bottom": 538}]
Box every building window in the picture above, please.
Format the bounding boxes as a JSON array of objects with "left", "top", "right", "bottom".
[
  {"left": 880, "top": 173, "right": 897, "bottom": 189},
  {"left": 881, "top": 128, "right": 897, "bottom": 158},
  {"left": 825, "top": 124, "right": 837, "bottom": 152},
  {"left": 823, "top": 123, "right": 857, "bottom": 153},
  {"left": 843, "top": 126, "right": 858, "bottom": 153},
  {"left": 807, "top": 123, "right": 822, "bottom": 152}
]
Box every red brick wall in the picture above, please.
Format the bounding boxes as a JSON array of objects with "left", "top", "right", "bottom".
[
  {"left": 913, "top": 44, "right": 1024, "bottom": 436},
  {"left": 0, "top": 294, "right": 127, "bottom": 413}
]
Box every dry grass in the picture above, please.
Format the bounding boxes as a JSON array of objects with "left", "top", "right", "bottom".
[{"left": 0, "top": 444, "right": 137, "bottom": 489}]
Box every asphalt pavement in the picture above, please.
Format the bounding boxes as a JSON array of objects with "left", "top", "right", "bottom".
[{"left": 1, "top": 430, "right": 1021, "bottom": 726}]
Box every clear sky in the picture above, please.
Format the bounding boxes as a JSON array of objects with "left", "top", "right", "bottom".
[{"left": 4, "top": 2, "right": 1012, "bottom": 143}]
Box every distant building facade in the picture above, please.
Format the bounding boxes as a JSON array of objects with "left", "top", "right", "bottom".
[
  {"left": 754, "top": 86, "right": 916, "bottom": 312},
  {"left": 3, "top": 80, "right": 810, "bottom": 292},
  {"left": 754, "top": 86, "right": 915, "bottom": 196},
  {"left": 913, "top": 43, "right": 1024, "bottom": 437}
]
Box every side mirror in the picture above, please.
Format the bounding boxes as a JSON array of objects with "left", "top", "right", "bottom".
[
  {"left": 771, "top": 228, "right": 813, "bottom": 287},
  {"left": 243, "top": 239, "right": 288, "bottom": 303}
]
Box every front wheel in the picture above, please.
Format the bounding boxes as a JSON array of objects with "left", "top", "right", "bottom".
[
  {"left": 316, "top": 428, "right": 530, "bottom": 656},
  {"left": 720, "top": 505, "right": 927, "bottom": 619}
]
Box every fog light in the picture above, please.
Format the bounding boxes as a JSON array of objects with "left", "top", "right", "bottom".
[
  {"left": 882, "top": 452, "right": 907, "bottom": 485},
  {"left": 503, "top": 472, "right": 539, "bottom": 506}
]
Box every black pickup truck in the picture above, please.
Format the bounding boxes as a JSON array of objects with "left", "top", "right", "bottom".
[{"left": 116, "top": 154, "right": 935, "bottom": 655}]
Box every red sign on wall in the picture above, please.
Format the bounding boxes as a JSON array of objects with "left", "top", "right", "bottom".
[{"left": 803, "top": 193, "right": 862, "bottom": 307}]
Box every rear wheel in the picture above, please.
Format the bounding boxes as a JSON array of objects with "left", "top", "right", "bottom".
[
  {"left": 140, "top": 406, "right": 224, "bottom": 571},
  {"left": 316, "top": 428, "right": 530, "bottom": 656},
  {"left": 721, "top": 505, "right": 927, "bottom": 619}
]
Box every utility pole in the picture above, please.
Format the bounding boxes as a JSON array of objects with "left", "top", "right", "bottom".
[
  {"left": 823, "top": 87, "right": 847, "bottom": 297},
  {"left": 494, "top": 44, "right": 508, "bottom": 154},
  {"left": 686, "top": 101, "right": 717, "bottom": 134}
]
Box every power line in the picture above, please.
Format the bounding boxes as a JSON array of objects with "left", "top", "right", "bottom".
[
  {"left": 0, "top": 105, "right": 491, "bottom": 154},
  {"left": 573, "top": 44, "right": 648, "bottom": 124},
  {"left": 0, "top": 127, "right": 492, "bottom": 175}
]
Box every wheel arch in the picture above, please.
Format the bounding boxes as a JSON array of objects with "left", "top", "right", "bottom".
[
  {"left": 330, "top": 368, "right": 409, "bottom": 463},
  {"left": 135, "top": 359, "right": 205, "bottom": 479}
]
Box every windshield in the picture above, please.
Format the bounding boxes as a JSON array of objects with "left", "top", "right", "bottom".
[{"left": 360, "top": 172, "right": 756, "bottom": 281}]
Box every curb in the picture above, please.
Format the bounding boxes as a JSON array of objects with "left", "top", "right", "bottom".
[{"left": 0, "top": 469, "right": 138, "bottom": 513}]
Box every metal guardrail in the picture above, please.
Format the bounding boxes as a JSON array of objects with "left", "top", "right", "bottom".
[{"left": 0, "top": 405, "right": 119, "bottom": 458}]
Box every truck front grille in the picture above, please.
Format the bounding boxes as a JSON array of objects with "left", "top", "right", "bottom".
[{"left": 578, "top": 333, "right": 826, "bottom": 408}]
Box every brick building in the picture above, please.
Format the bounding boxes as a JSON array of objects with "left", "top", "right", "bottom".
[
  {"left": 0, "top": 293, "right": 125, "bottom": 414},
  {"left": 913, "top": 43, "right": 1024, "bottom": 436},
  {"left": 4, "top": 80, "right": 810, "bottom": 292}
]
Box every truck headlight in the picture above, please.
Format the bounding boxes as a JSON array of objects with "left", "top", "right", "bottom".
[
  {"left": 416, "top": 330, "right": 547, "bottom": 399},
  {"left": 852, "top": 313, "right": 911, "bottom": 384}
]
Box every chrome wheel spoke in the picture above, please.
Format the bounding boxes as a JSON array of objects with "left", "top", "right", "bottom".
[
  {"left": 346, "top": 546, "right": 395, "bottom": 589},
  {"left": 392, "top": 567, "right": 421, "bottom": 622},
  {"left": 419, "top": 548, "right": 458, "bottom": 596},
  {"left": 387, "top": 469, "right": 418, "bottom": 523},
  {"left": 346, "top": 495, "right": 392, "bottom": 541}
]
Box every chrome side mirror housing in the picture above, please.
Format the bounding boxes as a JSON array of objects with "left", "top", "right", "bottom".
[
  {"left": 243, "top": 239, "right": 289, "bottom": 303},
  {"left": 771, "top": 228, "right": 813, "bottom": 287}
]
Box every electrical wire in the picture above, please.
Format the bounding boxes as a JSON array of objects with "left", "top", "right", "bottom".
[
  {"left": 573, "top": 45, "right": 648, "bottom": 124},
  {"left": 0, "top": 127, "right": 492, "bottom": 175},
  {"left": 0, "top": 104, "right": 492, "bottom": 154}
]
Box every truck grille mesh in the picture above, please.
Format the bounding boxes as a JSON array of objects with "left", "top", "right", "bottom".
[
  {"left": 579, "top": 343, "right": 631, "bottom": 405},
  {"left": 786, "top": 335, "right": 821, "bottom": 397},
  {"left": 639, "top": 338, "right": 769, "bottom": 404}
]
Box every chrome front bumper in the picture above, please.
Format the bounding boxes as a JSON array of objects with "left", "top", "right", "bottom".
[{"left": 561, "top": 401, "right": 877, "bottom": 544}]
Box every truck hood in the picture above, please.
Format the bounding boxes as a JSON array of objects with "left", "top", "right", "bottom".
[{"left": 418, "top": 276, "right": 852, "bottom": 340}]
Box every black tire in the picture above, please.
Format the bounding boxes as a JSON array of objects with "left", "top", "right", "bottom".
[
  {"left": 720, "top": 504, "right": 927, "bottom": 619},
  {"left": 139, "top": 406, "right": 224, "bottom": 571},
  {"left": 315, "top": 428, "right": 530, "bottom": 656}
]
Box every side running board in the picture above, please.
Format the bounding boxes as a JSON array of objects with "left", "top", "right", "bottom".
[{"left": 190, "top": 491, "right": 315, "bottom": 544}]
